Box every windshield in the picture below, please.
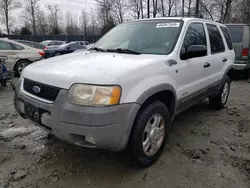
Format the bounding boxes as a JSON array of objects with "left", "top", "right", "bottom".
[{"left": 93, "top": 20, "right": 183, "bottom": 55}]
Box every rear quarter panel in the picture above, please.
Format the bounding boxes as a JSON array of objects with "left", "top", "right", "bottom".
[{"left": 17, "top": 48, "right": 42, "bottom": 62}]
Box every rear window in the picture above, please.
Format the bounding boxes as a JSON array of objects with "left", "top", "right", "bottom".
[{"left": 227, "top": 26, "right": 243, "bottom": 43}]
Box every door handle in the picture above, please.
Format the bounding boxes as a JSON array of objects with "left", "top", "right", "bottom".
[
  {"left": 223, "top": 58, "right": 227, "bottom": 62},
  {"left": 8, "top": 52, "right": 16, "bottom": 55},
  {"left": 204, "top": 62, "right": 210, "bottom": 68}
]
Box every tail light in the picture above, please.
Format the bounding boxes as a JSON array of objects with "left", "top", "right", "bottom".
[
  {"left": 242, "top": 48, "right": 249, "bottom": 57},
  {"left": 39, "top": 51, "right": 45, "bottom": 57},
  {"left": 43, "top": 47, "right": 48, "bottom": 51}
]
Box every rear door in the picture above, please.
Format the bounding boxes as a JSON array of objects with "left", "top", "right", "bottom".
[
  {"left": 227, "top": 25, "right": 248, "bottom": 61},
  {"left": 204, "top": 23, "right": 226, "bottom": 85}
]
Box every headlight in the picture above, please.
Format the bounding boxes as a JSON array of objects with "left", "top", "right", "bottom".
[{"left": 68, "top": 84, "right": 121, "bottom": 106}]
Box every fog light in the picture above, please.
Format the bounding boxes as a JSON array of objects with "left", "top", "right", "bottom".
[{"left": 85, "top": 135, "right": 96, "bottom": 145}]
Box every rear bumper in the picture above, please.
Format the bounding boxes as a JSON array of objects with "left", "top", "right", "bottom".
[
  {"left": 234, "top": 61, "right": 250, "bottom": 70},
  {"left": 14, "top": 80, "right": 140, "bottom": 151}
]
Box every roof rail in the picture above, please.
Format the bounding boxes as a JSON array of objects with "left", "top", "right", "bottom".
[{"left": 167, "top": 14, "right": 203, "bottom": 18}]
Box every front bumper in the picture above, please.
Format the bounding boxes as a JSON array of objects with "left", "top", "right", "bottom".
[{"left": 14, "top": 81, "right": 140, "bottom": 151}]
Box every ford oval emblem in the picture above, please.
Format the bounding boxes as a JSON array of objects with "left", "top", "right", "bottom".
[{"left": 32, "top": 86, "right": 41, "bottom": 94}]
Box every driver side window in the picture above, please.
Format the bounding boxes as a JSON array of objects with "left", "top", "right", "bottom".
[{"left": 182, "top": 23, "right": 207, "bottom": 52}]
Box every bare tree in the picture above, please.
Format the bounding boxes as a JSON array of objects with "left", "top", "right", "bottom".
[
  {"left": 167, "top": 0, "right": 175, "bottom": 16},
  {"left": 24, "top": 0, "right": 39, "bottom": 34},
  {"left": 95, "top": 0, "right": 113, "bottom": 26},
  {"left": 112, "top": 0, "right": 127, "bottom": 23},
  {"left": 129, "top": 0, "right": 141, "bottom": 19},
  {"left": 80, "top": 9, "right": 89, "bottom": 37},
  {"left": 0, "top": 0, "right": 20, "bottom": 35},
  {"left": 37, "top": 9, "right": 47, "bottom": 35},
  {"left": 46, "top": 4, "right": 60, "bottom": 34},
  {"left": 152, "top": 0, "right": 158, "bottom": 18}
]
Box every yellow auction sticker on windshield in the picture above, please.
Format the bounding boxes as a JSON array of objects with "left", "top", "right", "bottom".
[{"left": 156, "top": 23, "right": 180, "bottom": 28}]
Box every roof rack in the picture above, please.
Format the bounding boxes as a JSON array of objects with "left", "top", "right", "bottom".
[{"left": 167, "top": 14, "right": 203, "bottom": 18}]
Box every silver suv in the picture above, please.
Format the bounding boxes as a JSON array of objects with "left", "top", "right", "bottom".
[{"left": 15, "top": 17, "right": 235, "bottom": 167}]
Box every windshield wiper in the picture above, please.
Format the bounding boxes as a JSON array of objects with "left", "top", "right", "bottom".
[
  {"left": 90, "top": 47, "right": 106, "bottom": 52},
  {"left": 107, "top": 48, "right": 141, "bottom": 55}
]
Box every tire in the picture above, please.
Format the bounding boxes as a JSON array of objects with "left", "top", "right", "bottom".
[
  {"left": 128, "top": 101, "right": 170, "bottom": 168},
  {"left": 14, "top": 60, "right": 30, "bottom": 77},
  {"left": 0, "top": 81, "right": 7, "bottom": 87},
  {"left": 209, "top": 76, "right": 231, "bottom": 110},
  {"left": 54, "top": 52, "right": 61, "bottom": 56}
]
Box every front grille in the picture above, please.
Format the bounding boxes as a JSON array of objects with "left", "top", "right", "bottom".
[{"left": 23, "top": 78, "right": 60, "bottom": 102}]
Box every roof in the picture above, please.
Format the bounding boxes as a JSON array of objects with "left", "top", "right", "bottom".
[
  {"left": 128, "top": 17, "right": 225, "bottom": 26},
  {"left": 225, "top": 23, "right": 249, "bottom": 26}
]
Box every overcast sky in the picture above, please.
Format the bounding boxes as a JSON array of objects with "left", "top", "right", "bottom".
[{"left": 1, "top": 0, "right": 97, "bottom": 31}]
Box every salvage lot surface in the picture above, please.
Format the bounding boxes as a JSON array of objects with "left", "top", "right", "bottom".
[{"left": 0, "top": 80, "right": 250, "bottom": 188}]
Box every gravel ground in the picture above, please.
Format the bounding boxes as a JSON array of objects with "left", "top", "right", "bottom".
[{"left": 0, "top": 79, "right": 249, "bottom": 188}]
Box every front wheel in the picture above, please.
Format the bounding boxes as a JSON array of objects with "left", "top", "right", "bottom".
[
  {"left": 128, "top": 101, "right": 170, "bottom": 168},
  {"left": 209, "top": 76, "right": 231, "bottom": 110}
]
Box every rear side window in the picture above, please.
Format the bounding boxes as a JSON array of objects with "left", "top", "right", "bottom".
[
  {"left": 220, "top": 26, "right": 233, "bottom": 50},
  {"left": 183, "top": 23, "right": 207, "bottom": 51},
  {"left": 206, "top": 24, "right": 225, "bottom": 54},
  {"left": 11, "top": 43, "right": 24, "bottom": 50},
  {"left": 55, "top": 41, "right": 63, "bottom": 45},
  {"left": 227, "top": 26, "right": 243, "bottom": 43},
  {"left": 0, "top": 41, "right": 12, "bottom": 50}
]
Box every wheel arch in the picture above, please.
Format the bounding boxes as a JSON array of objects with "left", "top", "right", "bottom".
[
  {"left": 13, "top": 59, "right": 32, "bottom": 71},
  {"left": 136, "top": 86, "right": 177, "bottom": 119}
]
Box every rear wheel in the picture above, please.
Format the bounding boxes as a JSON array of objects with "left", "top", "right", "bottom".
[
  {"left": 128, "top": 101, "right": 170, "bottom": 168},
  {"left": 15, "top": 60, "right": 30, "bottom": 77},
  {"left": 209, "top": 76, "right": 231, "bottom": 110},
  {"left": 54, "top": 52, "right": 61, "bottom": 56}
]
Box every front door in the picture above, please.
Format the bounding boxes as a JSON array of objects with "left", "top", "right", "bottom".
[{"left": 175, "top": 22, "right": 211, "bottom": 104}]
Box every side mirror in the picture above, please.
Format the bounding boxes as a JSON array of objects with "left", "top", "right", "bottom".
[
  {"left": 181, "top": 45, "right": 207, "bottom": 60},
  {"left": 67, "top": 47, "right": 71, "bottom": 50}
]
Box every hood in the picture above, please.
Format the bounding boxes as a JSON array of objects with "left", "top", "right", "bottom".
[{"left": 22, "top": 51, "right": 162, "bottom": 89}]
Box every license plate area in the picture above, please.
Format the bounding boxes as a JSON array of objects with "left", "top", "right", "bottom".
[
  {"left": 19, "top": 100, "right": 40, "bottom": 123},
  {"left": 25, "top": 102, "right": 40, "bottom": 123}
]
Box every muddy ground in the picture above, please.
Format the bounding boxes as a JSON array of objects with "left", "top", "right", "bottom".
[{"left": 0, "top": 79, "right": 249, "bottom": 188}]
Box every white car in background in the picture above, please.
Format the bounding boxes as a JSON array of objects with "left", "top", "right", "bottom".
[
  {"left": 40, "top": 40, "right": 67, "bottom": 50},
  {"left": 0, "top": 38, "right": 45, "bottom": 76}
]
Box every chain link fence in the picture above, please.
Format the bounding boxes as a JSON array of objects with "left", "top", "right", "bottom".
[{"left": 4, "top": 35, "right": 101, "bottom": 43}]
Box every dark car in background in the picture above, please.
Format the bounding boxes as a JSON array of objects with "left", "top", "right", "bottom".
[
  {"left": 14, "top": 40, "right": 46, "bottom": 50},
  {"left": 44, "top": 42, "right": 87, "bottom": 58}
]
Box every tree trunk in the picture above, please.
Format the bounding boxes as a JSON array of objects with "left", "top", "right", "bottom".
[
  {"left": 5, "top": 12, "right": 9, "bottom": 35},
  {"left": 188, "top": 0, "right": 192, "bottom": 17},
  {"left": 31, "top": 7, "right": 36, "bottom": 34},
  {"left": 161, "top": 0, "right": 165, "bottom": 17},
  {"left": 147, "top": 0, "right": 150, "bottom": 18},
  {"left": 140, "top": 0, "right": 144, "bottom": 18},
  {"left": 182, "top": 0, "right": 185, "bottom": 16},
  {"left": 195, "top": 0, "right": 200, "bottom": 17}
]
